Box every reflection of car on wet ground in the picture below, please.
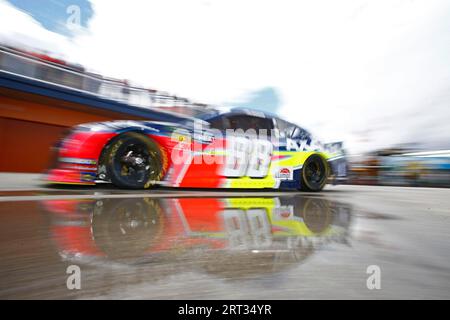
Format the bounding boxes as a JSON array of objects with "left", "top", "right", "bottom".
[
  {"left": 44, "top": 196, "right": 352, "bottom": 279},
  {"left": 47, "top": 108, "right": 347, "bottom": 191}
]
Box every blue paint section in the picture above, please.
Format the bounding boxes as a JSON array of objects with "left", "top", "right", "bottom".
[
  {"left": 7, "top": 0, "right": 93, "bottom": 37},
  {"left": 80, "top": 171, "right": 96, "bottom": 182},
  {"left": 279, "top": 168, "right": 301, "bottom": 189}
]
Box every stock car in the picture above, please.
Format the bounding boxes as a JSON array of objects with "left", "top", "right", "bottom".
[{"left": 47, "top": 108, "right": 347, "bottom": 191}]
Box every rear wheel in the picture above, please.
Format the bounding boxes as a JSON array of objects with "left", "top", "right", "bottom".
[
  {"left": 105, "top": 133, "right": 164, "bottom": 189},
  {"left": 300, "top": 154, "right": 328, "bottom": 192}
]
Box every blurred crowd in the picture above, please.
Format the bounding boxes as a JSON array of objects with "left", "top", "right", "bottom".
[
  {"left": 348, "top": 148, "right": 450, "bottom": 188},
  {"left": 0, "top": 43, "right": 215, "bottom": 117}
]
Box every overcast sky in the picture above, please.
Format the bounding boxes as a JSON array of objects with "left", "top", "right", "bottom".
[{"left": 1, "top": 0, "right": 449, "bottom": 153}]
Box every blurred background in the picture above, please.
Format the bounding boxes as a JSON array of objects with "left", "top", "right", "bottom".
[{"left": 0, "top": 0, "right": 449, "bottom": 187}]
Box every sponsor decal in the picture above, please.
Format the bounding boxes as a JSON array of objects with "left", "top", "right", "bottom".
[
  {"left": 286, "top": 138, "right": 321, "bottom": 152},
  {"left": 275, "top": 167, "right": 293, "bottom": 180}
]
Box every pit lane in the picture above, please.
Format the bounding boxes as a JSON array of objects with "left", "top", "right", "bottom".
[{"left": 1, "top": 173, "right": 450, "bottom": 299}]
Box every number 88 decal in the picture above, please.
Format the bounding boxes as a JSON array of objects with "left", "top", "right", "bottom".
[{"left": 223, "top": 136, "right": 273, "bottom": 178}]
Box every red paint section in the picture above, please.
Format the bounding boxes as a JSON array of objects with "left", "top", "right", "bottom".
[
  {"left": 178, "top": 138, "right": 228, "bottom": 188},
  {"left": 59, "top": 132, "right": 117, "bottom": 160},
  {"left": 178, "top": 198, "right": 224, "bottom": 232}
]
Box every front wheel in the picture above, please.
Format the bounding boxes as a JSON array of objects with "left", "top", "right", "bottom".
[
  {"left": 105, "top": 133, "right": 164, "bottom": 189},
  {"left": 300, "top": 154, "right": 329, "bottom": 192}
]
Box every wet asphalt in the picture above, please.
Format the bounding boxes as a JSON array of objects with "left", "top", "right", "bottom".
[{"left": 0, "top": 174, "right": 450, "bottom": 299}]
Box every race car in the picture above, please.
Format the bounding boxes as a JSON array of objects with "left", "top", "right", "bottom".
[{"left": 47, "top": 108, "right": 347, "bottom": 191}]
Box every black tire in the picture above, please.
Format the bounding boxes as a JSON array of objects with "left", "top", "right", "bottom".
[
  {"left": 300, "top": 154, "right": 329, "bottom": 192},
  {"left": 105, "top": 133, "right": 164, "bottom": 189}
]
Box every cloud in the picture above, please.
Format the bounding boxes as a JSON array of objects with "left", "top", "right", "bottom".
[
  {"left": 1, "top": 0, "right": 450, "bottom": 153},
  {"left": 0, "top": 0, "right": 67, "bottom": 52}
]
